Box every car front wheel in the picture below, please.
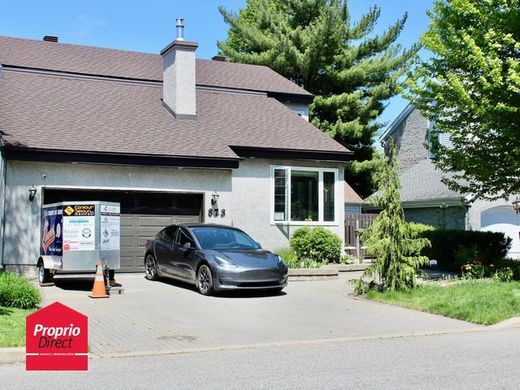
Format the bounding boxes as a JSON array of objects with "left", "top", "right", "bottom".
[
  {"left": 145, "top": 254, "right": 159, "bottom": 281},
  {"left": 197, "top": 264, "right": 214, "bottom": 295}
]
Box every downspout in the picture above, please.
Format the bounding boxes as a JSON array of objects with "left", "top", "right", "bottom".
[{"left": 0, "top": 149, "right": 6, "bottom": 271}]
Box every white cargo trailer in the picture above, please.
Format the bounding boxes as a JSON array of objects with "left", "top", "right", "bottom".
[{"left": 37, "top": 201, "right": 120, "bottom": 285}]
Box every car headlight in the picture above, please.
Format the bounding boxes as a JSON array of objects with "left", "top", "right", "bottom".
[
  {"left": 276, "top": 255, "right": 286, "bottom": 268},
  {"left": 214, "top": 256, "right": 237, "bottom": 268}
]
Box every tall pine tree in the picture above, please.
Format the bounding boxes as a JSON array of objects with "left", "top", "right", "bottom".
[
  {"left": 356, "top": 144, "right": 430, "bottom": 293},
  {"left": 218, "top": 0, "right": 418, "bottom": 197}
]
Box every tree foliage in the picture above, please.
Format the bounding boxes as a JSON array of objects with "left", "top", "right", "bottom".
[
  {"left": 218, "top": 0, "right": 417, "bottom": 197},
  {"left": 407, "top": 0, "right": 520, "bottom": 199},
  {"left": 355, "top": 145, "right": 430, "bottom": 293}
]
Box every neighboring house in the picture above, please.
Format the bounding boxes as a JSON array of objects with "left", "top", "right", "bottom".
[
  {"left": 379, "top": 105, "right": 519, "bottom": 258},
  {"left": 0, "top": 31, "right": 351, "bottom": 276},
  {"left": 344, "top": 181, "right": 363, "bottom": 214}
]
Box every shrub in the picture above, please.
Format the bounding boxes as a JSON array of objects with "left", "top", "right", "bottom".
[
  {"left": 408, "top": 222, "right": 436, "bottom": 235},
  {"left": 0, "top": 272, "right": 41, "bottom": 309},
  {"left": 275, "top": 247, "right": 298, "bottom": 268},
  {"left": 418, "top": 230, "right": 511, "bottom": 271},
  {"left": 290, "top": 226, "right": 342, "bottom": 264}
]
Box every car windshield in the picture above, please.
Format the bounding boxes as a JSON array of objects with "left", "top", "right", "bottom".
[{"left": 191, "top": 227, "right": 260, "bottom": 250}]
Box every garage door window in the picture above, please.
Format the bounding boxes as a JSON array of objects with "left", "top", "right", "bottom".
[{"left": 271, "top": 166, "right": 338, "bottom": 224}]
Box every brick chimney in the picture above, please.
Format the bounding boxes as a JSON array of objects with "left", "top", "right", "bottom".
[{"left": 160, "top": 18, "right": 198, "bottom": 120}]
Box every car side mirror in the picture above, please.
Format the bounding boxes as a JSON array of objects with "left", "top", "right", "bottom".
[
  {"left": 255, "top": 241, "right": 262, "bottom": 248},
  {"left": 183, "top": 242, "right": 192, "bottom": 250}
]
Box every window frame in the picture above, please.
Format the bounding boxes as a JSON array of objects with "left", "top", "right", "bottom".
[{"left": 270, "top": 165, "right": 340, "bottom": 226}]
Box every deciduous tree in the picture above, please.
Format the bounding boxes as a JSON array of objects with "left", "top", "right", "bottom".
[{"left": 407, "top": 0, "right": 520, "bottom": 199}]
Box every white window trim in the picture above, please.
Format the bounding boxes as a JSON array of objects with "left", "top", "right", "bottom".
[{"left": 269, "top": 165, "right": 340, "bottom": 226}]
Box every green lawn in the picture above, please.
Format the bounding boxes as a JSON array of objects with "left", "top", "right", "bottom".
[
  {"left": 0, "top": 306, "right": 35, "bottom": 347},
  {"left": 366, "top": 281, "right": 520, "bottom": 325}
]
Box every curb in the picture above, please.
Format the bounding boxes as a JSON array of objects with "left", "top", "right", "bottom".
[
  {"left": 489, "top": 316, "right": 520, "bottom": 330},
  {"left": 288, "top": 268, "right": 338, "bottom": 280},
  {"left": 0, "top": 347, "right": 25, "bottom": 364}
]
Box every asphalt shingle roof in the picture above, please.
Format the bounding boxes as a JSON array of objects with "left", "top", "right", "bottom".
[
  {"left": 400, "top": 159, "right": 463, "bottom": 202},
  {"left": 0, "top": 70, "right": 346, "bottom": 159},
  {"left": 0, "top": 36, "right": 311, "bottom": 96},
  {"left": 0, "top": 35, "right": 348, "bottom": 161}
]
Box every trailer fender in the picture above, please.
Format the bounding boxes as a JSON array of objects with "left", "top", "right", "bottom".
[{"left": 37, "top": 256, "right": 63, "bottom": 271}]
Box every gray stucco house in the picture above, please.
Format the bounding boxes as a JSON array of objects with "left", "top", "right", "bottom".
[
  {"left": 0, "top": 32, "right": 351, "bottom": 276},
  {"left": 380, "top": 105, "right": 519, "bottom": 258}
]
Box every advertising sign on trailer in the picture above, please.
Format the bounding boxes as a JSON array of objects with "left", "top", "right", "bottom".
[
  {"left": 62, "top": 204, "right": 96, "bottom": 251},
  {"left": 100, "top": 204, "right": 120, "bottom": 251},
  {"left": 41, "top": 206, "right": 63, "bottom": 256}
]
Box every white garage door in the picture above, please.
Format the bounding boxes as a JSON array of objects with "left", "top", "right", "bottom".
[{"left": 481, "top": 206, "right": 520, "bottom": 259}]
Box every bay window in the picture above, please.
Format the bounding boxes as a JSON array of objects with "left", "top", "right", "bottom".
[{"left": 271, "top": 166, "right": 338, "bottom": 224}]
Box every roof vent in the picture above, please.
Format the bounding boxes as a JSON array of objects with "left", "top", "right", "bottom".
[
  {"left": 43, "top": 36, "right": 58, "bottom": 43},
  {"left": 211, "top": 55, "right": 226, "bottom": 62},
  {"left": 176, "top": 18, "right": 184, "bottom": 41}
]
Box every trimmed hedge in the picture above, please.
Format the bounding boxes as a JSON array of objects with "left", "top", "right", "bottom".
[
  {"left": 290, "top": 226, "right": 342, "bottom": 264},
  {"left": 0, "top": 272, "right": 41, "bottom": 309},
  {"left": 418, "top": 230, "right": 512, "bottom": 271}
]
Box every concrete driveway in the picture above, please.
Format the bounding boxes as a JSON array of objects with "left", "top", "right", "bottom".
[{"left": 40, "top": 272, "right": 480, "bottom": 357}]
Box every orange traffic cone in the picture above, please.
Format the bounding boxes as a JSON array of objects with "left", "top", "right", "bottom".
[{"left": 89, "top": 260, "right": 109, "bottom": 298}]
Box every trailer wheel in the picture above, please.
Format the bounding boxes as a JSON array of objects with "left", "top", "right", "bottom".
[{"left": 38, "top": 262, "right": 53, "bottom": 286}]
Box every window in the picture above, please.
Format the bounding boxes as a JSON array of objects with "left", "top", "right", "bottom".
[
  {"left": 175, "top": 227, "right": 195, "bottom": 247},
  {"left": 271, "top": 166, "right": 338, "bottom": 224},
  {"left": 427, "top": 120, "right": 453, "bottom": 159},
  {"left": 191, "top": 227, "right": 259, "bottom": 250},
  {"left": 161, "top": 225, "right": 178, "bottom": 243}
]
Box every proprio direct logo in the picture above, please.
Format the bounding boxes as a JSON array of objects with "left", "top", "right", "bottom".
[{"left": 26, "top": 302, "right": 88, "bottom": 371}]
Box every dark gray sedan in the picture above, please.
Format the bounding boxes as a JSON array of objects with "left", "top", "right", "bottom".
[{"left": 144, "top": 224, "right": 288, "bottom": 295}]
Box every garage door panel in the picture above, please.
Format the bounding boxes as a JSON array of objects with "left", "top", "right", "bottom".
[
  {"left": 120, "top": 216, "right": 134, "bottom": 227},
  {"left": 175, "top": 216, "right": 203, "bottom": 224},
  {"left": 120, "top": 213, "right": 201, "bottom": 272},
  {"left": 138, "top": 216, "right": 174, "bottom": 227},
  {"left": 120, "top": 236, "right": 135, "bottom": 248}
]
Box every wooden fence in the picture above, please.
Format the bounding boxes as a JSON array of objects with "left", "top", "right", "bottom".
[{"left": 344, "top": 213, "right": 378, "bottom": 258}]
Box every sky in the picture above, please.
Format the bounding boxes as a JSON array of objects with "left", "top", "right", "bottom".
[{"left": 0, "top": 0, "right": 432, "bottom": 136}]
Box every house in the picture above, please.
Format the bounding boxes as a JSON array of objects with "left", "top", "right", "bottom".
[
  {"left": 0, "top": 28, "right": 351, "bottom": 276},
  {"left": 380, "top": 104, "right": 519, "bottom": 258},
  {"left": 344, "top": 181, "right": 363, "bottom": 214}
]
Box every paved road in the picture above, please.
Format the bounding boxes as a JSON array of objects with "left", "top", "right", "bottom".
[
  {"left": 39, "top": 273, "right": 479, "bottom": 356},
  {"left": 2, "top": 327, "right": 520, "bottom": 389}
]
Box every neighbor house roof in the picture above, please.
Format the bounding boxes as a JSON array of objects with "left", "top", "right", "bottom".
[
  {"left": 0, "top": 36, "right": 348, "bottom": 167},
  {"left": 379, "top": 104, "right": 415, "bottom": 142},
  {"left": 344, "top": 181, "right": 363, "bottom": 204},
  {"left": 400, "top": 159, "right": 463, "bottom": 204}
]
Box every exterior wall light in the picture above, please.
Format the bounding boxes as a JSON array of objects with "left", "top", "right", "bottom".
[
  {"left": 513, "top": 196, "right": 520, "bottom": 214},
  {"left": 28, "top": 185, "right": 37, "bottom": 202},
  {"left": 211, "top": 193, "right": 219, "bottom": 206}
]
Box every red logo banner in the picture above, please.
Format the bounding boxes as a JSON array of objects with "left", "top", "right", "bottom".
[{"left": 26, "top": 301, "right": 88, "bottom": 371}]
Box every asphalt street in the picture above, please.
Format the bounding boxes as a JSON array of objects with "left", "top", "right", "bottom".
[{"left": 2, "top": 327, "right": 520, "bottom": 389}]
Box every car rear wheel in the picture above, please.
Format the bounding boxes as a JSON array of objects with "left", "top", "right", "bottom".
[
  {"left": 197, "top": 264, "right": 214, "bottom": 295},
  {"left": 145, "top": 254, "right": 159, "bottom": 281},
  {"left": 38, "top": 263, "right": 53, "bottom": 286}
]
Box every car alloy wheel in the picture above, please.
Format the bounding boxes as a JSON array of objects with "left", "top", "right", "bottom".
[
  {"left": 145, "top": 254, "right": 159, "bottom": 281},
  {"left": 197, "top": 264, "right": 214, "bottom": 295}
]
